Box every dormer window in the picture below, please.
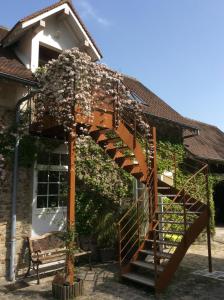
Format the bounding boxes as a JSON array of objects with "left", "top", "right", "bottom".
[{"left": 39, "top": 44, "right": 61, "bottom": 67}]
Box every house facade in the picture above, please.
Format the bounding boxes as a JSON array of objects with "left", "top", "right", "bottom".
[
  {"left": 0, "top": 0, "right": 102, "bottom": 279},
  {"left": 0, "top": 0, "right": 223, "bottom": 287}
]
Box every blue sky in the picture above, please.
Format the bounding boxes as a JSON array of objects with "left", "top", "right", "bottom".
[{"left": 1, "top": 0, "right": 223, "bottom": 130}]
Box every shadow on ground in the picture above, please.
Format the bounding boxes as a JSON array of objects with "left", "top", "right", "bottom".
[{"left": 0, "top": 251, "right": 224, "bottom": 300}]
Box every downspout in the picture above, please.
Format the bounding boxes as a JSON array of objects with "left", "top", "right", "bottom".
[{"left": 9, "top": 92, "right": 33, "bottom": 281}]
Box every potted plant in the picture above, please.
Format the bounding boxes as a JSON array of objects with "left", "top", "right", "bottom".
[
  {"left": 95, "top": 212, "right": 118, "bottom": 262},
  {"left": 52, "top": 229, "right": 84, "bottom": 300}
]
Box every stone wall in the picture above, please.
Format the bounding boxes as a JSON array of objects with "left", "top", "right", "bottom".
[{"left": 0, "top": 106, "right": 33, "bottom": 279}]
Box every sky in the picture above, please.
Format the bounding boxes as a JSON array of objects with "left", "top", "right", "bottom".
[{"left": 0, "top": 0, "right": 223, "bottom": 131}]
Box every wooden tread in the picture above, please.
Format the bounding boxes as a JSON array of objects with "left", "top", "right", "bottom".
[
  {"left": 157, "top": 211, "right": 199, "bottom": 215},
  {"left": 146, "top": 239, "right": 179, "bottom": 247},
  {"left": 140, "top": 249, "right": 172, "bottom": 259},
  {"left": 122, "top": 272, "right": 155, "bottom": 287},
  {"left": 155, "top": 229, "right": 185, "bottom": 235},
  {"left": 131, "top": 260, "right": 164, "bottom": 272},
  {"left": 159, "top": 220, "right": 193, "bottom": 225}
]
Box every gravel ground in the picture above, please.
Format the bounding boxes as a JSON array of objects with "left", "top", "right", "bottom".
[{"left": 0, "top": 234, "right": 224, "bottom": 300}]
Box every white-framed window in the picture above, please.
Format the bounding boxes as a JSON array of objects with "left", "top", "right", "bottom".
[{"left": 36, "top": 152, "right": 68, "bottom": 210}]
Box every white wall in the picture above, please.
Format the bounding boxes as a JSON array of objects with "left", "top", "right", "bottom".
[{"left": 15, "top": 14, "right": 83, "bottom": 73}]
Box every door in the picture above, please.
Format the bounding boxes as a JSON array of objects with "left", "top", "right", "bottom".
[{"left": 32, "top": 151, "right": 68, "bottom": 236}]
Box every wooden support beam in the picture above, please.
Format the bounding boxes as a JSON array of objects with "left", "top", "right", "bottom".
[
  {"left": 67, "top": 130, "right": 76, "bottom": 285},
  {"left": 152, "top": 127, "right": 158, "bottom": 212}
]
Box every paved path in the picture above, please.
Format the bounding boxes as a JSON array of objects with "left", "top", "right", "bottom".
[{"left": 0, "top": 239, "right": 224, "bottom": 299}]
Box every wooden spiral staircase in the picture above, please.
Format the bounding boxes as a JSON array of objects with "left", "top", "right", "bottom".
[{"left": 29, "top": 95, "right": 212, "bottom": 293}]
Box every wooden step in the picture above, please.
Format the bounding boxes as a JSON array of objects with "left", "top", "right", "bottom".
[
  {"left": 158, "top": 194, "right": 181, "bottom": 197},
  {"left": 89, "top": 128, "right": 111, "bottom": 135},
  {"left": 158, "top": 202, "right": 193, "bottom": 206},
  {"left": 106, "top": 145, "right": 128, "bottom": 153},
  {"left": 140, "top": 249, "right": 172, "bottom": 259},
  {"left": 131, "top": 260, "right": 164, "bottom": 272},
  {"left": 115, "top": 155, "right": 135, "bottom": 164},
  {"left": 122, "top": 272, "right": 155, "bottom": 287},
  {"left": 157, "top": 202, "right": 183, "bottom": 206},
  {"left": 146, "top": 239, "right": 179, "bottom": 247},
  {"left": 99, "top": 137, "right": 121, "bottom": 145},
  {"left": 123, "top": 164, "right": 140, "bottom": 172}
]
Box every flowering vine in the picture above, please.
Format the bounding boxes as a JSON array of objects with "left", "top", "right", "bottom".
[{"left": 35, "top": 48, "right": 151, "bottom": 138}]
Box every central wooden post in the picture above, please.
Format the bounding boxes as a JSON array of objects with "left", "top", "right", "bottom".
[
  {"left": 152, "top": 127, "right": 158, "bottom": 212},
  {"left": 67, "top": 130, "right": 76, "bottom": 285}
]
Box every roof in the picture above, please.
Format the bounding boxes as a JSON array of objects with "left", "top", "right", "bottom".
[
  {"left": 0, "top": 46, "right": 34, "bottom": 82},
  {"left": 184, "top": 119, "right": 224, "bottom": 163},
  {"left": 0, "top": 27, "right": 9, "bottom": 41},
  {"left": 2, "top": 0, "right": 102, "bottom": 59},
  {"left": 123, "top": 76, "right": 197, "bottom": 130}
]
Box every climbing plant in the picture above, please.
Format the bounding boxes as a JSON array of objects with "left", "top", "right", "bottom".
[
  {"left": 35, "top": 47, "right": 151, "bottom": 137},
  {"left": 157, "top": 139, "right": 219, "bottom": 233}
]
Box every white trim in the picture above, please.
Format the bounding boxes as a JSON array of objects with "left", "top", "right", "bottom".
[
  {"left": 21, "top": 3, "right": 101, "bottom": 60},
  {"left": 68, "top": 5, "right": 101, "bottom": 60},
  {"left": 22, "top": 4, "right": 68, "bottom": 29}
]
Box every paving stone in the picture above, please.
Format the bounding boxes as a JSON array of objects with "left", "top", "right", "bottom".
[{"left": 0, "top": 240, "right": 224, "bottom": 299}]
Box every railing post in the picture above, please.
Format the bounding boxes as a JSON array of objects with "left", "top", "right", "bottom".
[
  {"left": 153, "top": 230, "right": 158, "bottom": 283},
  {"left": 183, "top": 189, "right": 187, "bottom": 243},
  {"left": 205, "top": 167, "right": 212, "bottom": 273},
  {"left": 173, "top": 152, "right": 177, "bottom": 188},
  {"left": 137, "top": 201, "right": 140, "bottom": 246},
  {"left": 133, "top": 114, "right": 137, "bottom": 149},
  {"left": 117, "top": 223, "right": 122, "bottom": 270}
]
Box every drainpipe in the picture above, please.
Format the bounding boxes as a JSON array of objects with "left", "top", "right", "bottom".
[{"left": 9, "top": 92, "right": 33, "bottom": 281}]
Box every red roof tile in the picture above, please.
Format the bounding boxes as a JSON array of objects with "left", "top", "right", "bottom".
[
  {"left": 184, "top": 119, "right": 224, "bottom": 163},
  {"left": 124, "top": 76, "right": 195, "bottom": 129},
  {"left": 0, "top": 46, "right": 34, "bottom": 82}
]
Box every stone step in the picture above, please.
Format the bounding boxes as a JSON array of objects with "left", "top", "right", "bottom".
[{"left": 122, "top": 272, "right": 155, "bottom": 287}]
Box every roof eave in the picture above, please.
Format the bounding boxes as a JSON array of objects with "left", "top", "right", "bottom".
[
  {"left": 0, "top": 71, "right": 37, "bottom": 86},
  {"left": 143, "top": 110, "right": 199, "bottom": 133}
]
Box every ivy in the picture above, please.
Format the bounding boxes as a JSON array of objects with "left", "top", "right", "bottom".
[{"left": 157, "top": 139, "right": 222, "bottom": 234}]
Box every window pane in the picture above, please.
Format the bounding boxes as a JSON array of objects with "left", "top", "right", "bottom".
[
  {"left": 48, "top": 196, "right": 58, "bottom": 208},
  {"left": 59, "top": 183, "right": 68, "bottom": 197},
  {"left": 50, "top": 153, "right": 60, "bottom": 165},
  {"left": 49, "top": 183, "right": 59, "bottom": 195},
  {"left": 38, "top": 183, "right": 48, "bottom": 195},
  {"left": 37, "top": 196, "right": 47, "bottom": 208},
  {"left": 59, "top": 196, "right": 66, "bottom": 207},
  {"left": 61, "top": 154, "right": 68, "bottom": 166},
  {"left": 49, "top": 171, "right": 59, "bottom": 182},
  {"left": 37, "top": 152, "right": 49, "bottom": 165},
  {"left": 60, "top": 171, "right": 68, "bottom": 183},
  {"left": 38, "top": 170, "right": 48, "bottom": 182}
]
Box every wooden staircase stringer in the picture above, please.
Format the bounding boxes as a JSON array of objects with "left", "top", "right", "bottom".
[
  {"left": 89, "top": 110, "right": 149, "bottom": 181},
  {"left": 155, "top": 207, "right": 209, "bottom": 292}
]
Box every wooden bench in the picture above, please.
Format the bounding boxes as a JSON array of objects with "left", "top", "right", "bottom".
[{"left": 25, "top": 232, "right": 92, "bottom": 284}]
